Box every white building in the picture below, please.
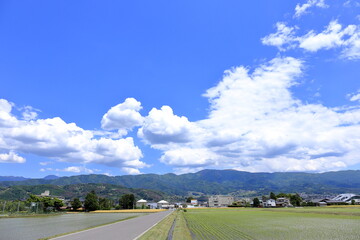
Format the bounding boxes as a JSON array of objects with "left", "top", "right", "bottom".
[
  {"left": 157, "top": 200, "right": 169, "bottom": 209},
  {"left": 263, "top": 199, "right": 276, "bottom": 207},
  {"left": 329, "top": 194, "right": 360, "bottom": 204},
  {"left": 41, "top": 190, "right": 50, "bottom": 196},
  {"left": 208, "top": 195, "right": 234, "bottom": 207},
  {"left": 136, "top": 199, "right": 147, "bottom": 208}
]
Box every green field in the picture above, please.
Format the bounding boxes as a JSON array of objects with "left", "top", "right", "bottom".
[
  {"left": 142, "top": 207, "right": 360, "bottom": 240},
  {"left": 185, "top": 207, "right": 360, "bottom": 240}
]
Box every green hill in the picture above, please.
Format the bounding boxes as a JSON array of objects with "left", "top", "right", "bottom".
[
  {"left": 1, "top": 169, "right": 360, "bottom": 196},
  {"left": 0, "top": 183, "right": 166, "bottom": 201}
]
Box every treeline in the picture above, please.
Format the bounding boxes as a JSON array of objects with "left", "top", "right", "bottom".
[
  {"left": 74, "top": 190, "right": 145, "bottom": 211},
  {"left": 0, "top": 194, "right": 64, "bottom": 214}
]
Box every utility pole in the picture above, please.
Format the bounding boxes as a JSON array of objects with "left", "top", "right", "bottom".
[
  {"left": 2, "top": 201, "right": 6, "bottom": 213},
  {"left": 17, "top": 201, "right": 20, "bottom": 213}
]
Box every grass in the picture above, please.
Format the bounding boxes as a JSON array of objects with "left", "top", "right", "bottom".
[
  {"left": 184, "top": 207, "right": 360, "bottom": 240},
  {"left": 93, "top": 209, "right": 166, "bottom": 213},
  {"left": 138, "top": 211, "right": 176, "bottom": 240},
  {"left": 138, "top": 210, "right": 192, "bottom": 240},
  {"left": 173, "top": 210, "right": 192, "bottom": 240}
]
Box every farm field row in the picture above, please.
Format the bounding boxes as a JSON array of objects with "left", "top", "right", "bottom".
[{"left": 142, "top": 207, "right": 360, "bottom": 240}]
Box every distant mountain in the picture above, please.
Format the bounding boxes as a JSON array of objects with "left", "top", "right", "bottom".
[
  {"left": 0, "top": 183, "right": 166, "bottom": 201},
  {"left": 1, "top": 169, "right": 360, "bottom": 196},
  {"left": 43, "top": 175, "right": 60, "bottom": 180},
  {"left": 0, "top": 176, "right": 29, "bottom": 182}
]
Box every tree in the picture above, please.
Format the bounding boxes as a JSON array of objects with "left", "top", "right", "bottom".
[
  {"left": 277, "top": 193, "right": 289, "bottom": 198},
  {"left": 26, "top": 194, "right": 63, "bottom": 212},
  {"left": 118, "top": 194, "right": 135, "bottom": 209},
  {"left": 290, "top": 193, "right": 302, "bottom": 206},
  {"left": 270, "top": 192, "right": 277, "bottom": 200},
  {"left": 186, "top": 197, "right": 193, "bottom": 203},
  {"left": 99, "top": 197, "right": 112, "bottom": 210},
  {"left": 84, "top": 190, "right": 99, "bottom": 211},
  {"left": 53, "top": 198, "right": 64, "bottom": 211},
  {"left": 71, "top": 198, "right": 82, "bottom": 211},
  {"left": 253, "top": 198, "right": 260, "bottom": 207}
]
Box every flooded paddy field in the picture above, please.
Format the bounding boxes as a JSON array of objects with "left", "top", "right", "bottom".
[{"left": 0, "top": 212, "right": 146, "bottom": 240}]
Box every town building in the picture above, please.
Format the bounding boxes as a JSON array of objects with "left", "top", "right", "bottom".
[
  {"left": 208, "top": 195, "right": 234, "bottom": 207},
  {"left": 157, "top": 200, "right": 169, "bottom": 209},
  {"left": 276, "top": 197, "right": 291, "bottom": 207},
  {"left": 136, "top": 199, "right": 147, "bottom": 208},
  {"left": 327, "top": 193, "right": 360, "bottom": 205},
  {"left": 263, "top": 199, "right": 276, "bottom": 207}
]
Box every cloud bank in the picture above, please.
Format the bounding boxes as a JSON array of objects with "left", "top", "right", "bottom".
[
  {"left": 103, "top": 57, "right": 360, "bottom": 173},
  {"left": 0, "top": 99, "right": 146, "bottom": 173},
  {"left": 262, "top": 20, "right": 360, "bottom": 60}
]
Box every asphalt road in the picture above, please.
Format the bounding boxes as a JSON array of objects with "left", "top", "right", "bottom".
[{"left": 52, "top": 210, "right": 171, "bottom": 240}]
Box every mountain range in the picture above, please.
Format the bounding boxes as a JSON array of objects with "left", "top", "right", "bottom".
[{"left": 1, "top": 169, "right": 359, "bottom": 196}]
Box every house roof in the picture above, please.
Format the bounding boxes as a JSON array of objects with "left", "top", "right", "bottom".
[
  {"left": 158, "top": 200, "right": 169, "bottom": 204},
  {"left": 137, "top": 199, "right": 147, "bottom": 203}
]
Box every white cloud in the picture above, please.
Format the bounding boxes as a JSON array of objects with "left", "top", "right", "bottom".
[
  {"left": 0, "top": 151, "right": 25, "bottom": 163},
  {"left": 59, "top": 166, "right": 94, "bottom": 173},
  {"left": 101, "top": 98, "right": 144, "bottom": 134},
  {"left": 0, "top": 99, "right": 146, "bottom": 172},
  {"left": 122, "top": 167, "right": 141, "bottom": 175},
  {"left": 349, "top": 90, "right": 360, "bottom": 102},
  {"left": 40, "top": 168, "right": 53, "bottom": 172},
  {"left": 299, "top": 20, "right": 357, "bottom": 52},
  {"left": 294, "top": 0, "right": 328, "bottom": 18},
  {"left": 263, "top": 20, "right": 360, "bottom": 60},
  {"left": 138, "top": 57, "right": 360, "bottom": 173},
  {"left": 0, "top": 99, "right": 18, "bottom": 128},
  {"left": 21, "top": 106, "right": 39, "bottom": 121},
  {"left": 160, "top": 148, "right": 217, "bottom": 167},
  {"left": 261, "top": 23, "right": 297, "bottom": 51},
  {"left": 138, "top": 106, "right": 197, "bottom": 146}
]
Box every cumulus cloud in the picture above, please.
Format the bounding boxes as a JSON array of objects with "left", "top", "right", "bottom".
[
  {"left": 0, "top": 99, "right": 146, "bottom": 173},
  {"left": 122, "top": 167, "right": 141, "bottom": 175},
  {"left": 263, "top": 20, "right": 360, "bottom": 60},
  {"left": 137, "top": 57, "right": 360, "bottom": 173},
  {"left": 101, "top": 98, "right": 143, "bottom": 135},
  {"left": 0, "top": 151, "right": 25, "bottom": 163},
  {"left": 160, "top": 148, "right": 217, "bottom": 167},
  {"left": 138, "top": 106, "right": 197, "bottom": 146},
  {"left": 294, "top": 0, "right": 328, "bottom": 18}
]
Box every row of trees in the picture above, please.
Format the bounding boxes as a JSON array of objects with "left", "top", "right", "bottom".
[
  {"left": 26, "top": 194, "right": 64, "bottom": 212},
  {"left": 78, "top": 191, "right": 136, "bottom": 211}
]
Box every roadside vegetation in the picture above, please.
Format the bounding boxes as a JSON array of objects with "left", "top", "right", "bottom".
[
  {"left": 139, "top": 210, "right": 192, "bottom": 240},
  {"left": 138, "top": 211, "right": 176, "bottom": 240}
]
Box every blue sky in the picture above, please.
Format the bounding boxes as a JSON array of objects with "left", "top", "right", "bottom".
[{"left": 0, "top": 0, "right": 359, "bottom": 177}]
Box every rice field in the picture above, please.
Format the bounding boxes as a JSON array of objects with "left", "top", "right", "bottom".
[{"left": 184, "top": 207, "right": 360, "bottom": 240}]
